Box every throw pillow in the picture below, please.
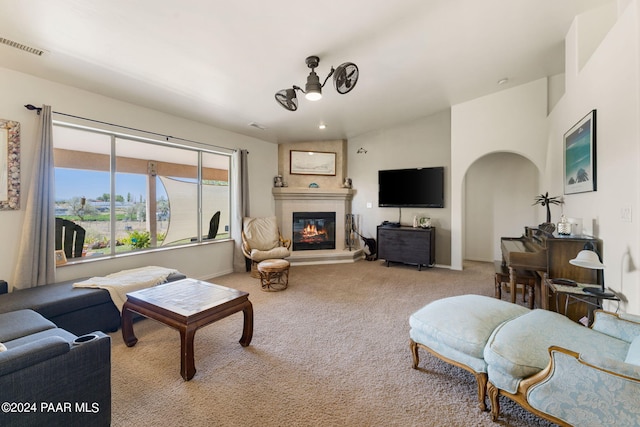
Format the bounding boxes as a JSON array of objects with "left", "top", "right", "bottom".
[
  {"left": 624, "top": 335, "right": 640, "bottom": 366},
  {"left": 0, "top": 342, "right": 6, "bottom": 352}
]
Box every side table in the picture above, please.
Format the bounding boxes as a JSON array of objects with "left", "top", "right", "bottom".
[{"left": 542, "top": 277, "right": 620, "bottom": 325}]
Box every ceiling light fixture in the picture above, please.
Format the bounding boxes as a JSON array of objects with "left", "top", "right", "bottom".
[
  {"left": 275, "top": 56, "right": 359, "bottom": 112},
  {"left": 497, "top": 77, "right": 509, "bottom": 85},
  {"left": 318, "top": 124, "right": 326, "bottom": 130}
]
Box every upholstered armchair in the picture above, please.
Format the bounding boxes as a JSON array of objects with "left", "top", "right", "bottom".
[
  {"left": 241, "top": 216, "right": 291, "bottom": 277},
  {"left": 486, "top": 310, "right": 640, "bottom": 426}
]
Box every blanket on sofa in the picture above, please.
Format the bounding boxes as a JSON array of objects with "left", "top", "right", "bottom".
[{"left": 73, "top": 266, "right": 179, "bottom": 312}]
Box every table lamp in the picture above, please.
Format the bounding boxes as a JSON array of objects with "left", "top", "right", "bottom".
[{"left": 569, "top": 243, "right": 615, "bottom": 297}]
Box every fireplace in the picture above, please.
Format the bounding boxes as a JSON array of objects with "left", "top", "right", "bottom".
[{"left": 292, "top": 212, "right": 336, "bottom": 251}]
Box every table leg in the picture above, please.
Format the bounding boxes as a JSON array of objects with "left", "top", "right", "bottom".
[
  {"left": 508, "top": 267, "right": 516, "bottom": 304},
  {"left": 240, "top": 301, "right": 253, "bottom": 347},
  {"left": 180, "top": 327, "right": 197, "bottom": 381},
  {"left": 121, "top": 302, "right": 138, "bottom": 347}
]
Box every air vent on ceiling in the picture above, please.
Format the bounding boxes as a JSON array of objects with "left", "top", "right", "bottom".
[
  {"left": 248, "top": 122, "right": 267, "bottom": 130},
  {"left": 0, "top": 38, "right": 44, "bottom": 56}
]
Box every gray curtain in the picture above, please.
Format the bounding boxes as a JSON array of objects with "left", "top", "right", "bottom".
[
  {"left": 231, "top": 149, "right": 250, "bottom": 272},
  {"left": 12, "top": 105, "right": 56, "bottom": 289}
]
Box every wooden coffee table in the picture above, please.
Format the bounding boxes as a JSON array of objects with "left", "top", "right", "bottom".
[{"left": 121, "top": 278, "right": 253, "bottom": 380}]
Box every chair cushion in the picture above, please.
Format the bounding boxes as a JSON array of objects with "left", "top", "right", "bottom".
[
  {"left": 485, "top": 309, "right": 630, "bottom": 394},
  {"left": 410, "top": 295, "right": 529, "bottom": 359},
  {"left": 250, "top": 247, "right": 290, "bottom": 262},
  {"left": 243, "top": 217, "right": 280, "bottom": 251},
  {"left": 625, "top": 335, "right": 640, "bottom": 366}
]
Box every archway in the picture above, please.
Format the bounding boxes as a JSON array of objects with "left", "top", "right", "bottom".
[{"left": 464, "top": 152, "right": 539, "bottom": 262}]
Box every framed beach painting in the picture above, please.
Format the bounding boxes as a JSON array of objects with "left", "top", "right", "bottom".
[
  {"left": 564, "top": 110, "right": 596, "bottom": 195},
  {"left": 290, "top": 150, "right": 336, "bottom": 176}
]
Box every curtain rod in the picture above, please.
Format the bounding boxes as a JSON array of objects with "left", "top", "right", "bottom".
[{"left": 24, "top": 104, "right": 241, "bottom": 153}]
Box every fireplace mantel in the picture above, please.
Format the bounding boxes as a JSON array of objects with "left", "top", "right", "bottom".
[
  {"left": 272, "top": 187, "right": 356, "bottom": 201},
  {"left": 272, "top": 187, "right": 362, "bottom": 265}
]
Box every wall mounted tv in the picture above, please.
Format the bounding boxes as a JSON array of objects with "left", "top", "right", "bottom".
[{"left": 378, "top": 167, "right": 444, "bottom": 208}]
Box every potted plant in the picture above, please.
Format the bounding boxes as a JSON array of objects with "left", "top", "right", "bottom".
[{"left": 533, "top": 192, "right": 563, "bottom": 232}]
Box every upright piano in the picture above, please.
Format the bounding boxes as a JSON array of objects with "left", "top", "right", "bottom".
[{"left": 501, "top": 226, "right": 601, "bottom": 316}]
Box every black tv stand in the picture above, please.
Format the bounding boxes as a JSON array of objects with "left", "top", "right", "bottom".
[{"left": 377, "top": 225, "right": 436, "bottom": 270}]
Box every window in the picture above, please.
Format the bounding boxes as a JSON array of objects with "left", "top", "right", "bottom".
[{"left": 53, "top": 124, "right": 231, "bottom": 259}]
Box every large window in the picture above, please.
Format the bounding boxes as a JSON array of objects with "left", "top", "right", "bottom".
[{"left": 53, "top": 124, "right": 231, "bottom": 259}]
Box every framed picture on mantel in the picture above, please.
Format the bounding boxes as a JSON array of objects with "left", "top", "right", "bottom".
[
  {"left": 564, "top": 110, "right": 597, "bottom": 195},
  {"left": 290, "top": 150, "right": 336, "bottom": 176}
]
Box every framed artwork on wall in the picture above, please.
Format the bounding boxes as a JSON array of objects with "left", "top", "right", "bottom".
[
  {"left": 564, "top": 110, "right": 597, "bottom": 195},
  {"left": 0, "top": 118, "right": 20, "bottom": 210},
  {"left": 290, "top": 150, "right": 336, "bottom": 176}
]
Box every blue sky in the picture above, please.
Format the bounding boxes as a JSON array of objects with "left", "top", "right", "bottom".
[{"left": 55, "top": 169, "right": 167, "bottom": 201}]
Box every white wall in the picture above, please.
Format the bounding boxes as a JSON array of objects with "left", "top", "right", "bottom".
[
  {"left": 543, "top": 0, "right": 640, "bottom": 313},
  {"left": 348, "top": 110, "right": 452, "bottom": 266},
  {"left": 0, "top": 67, "right": 277, "bottom": 284},
  {"left": 465, "top": 153, "right": 539, "bottom": 262},
  {"left": 451, "top": 78, "right": 549, "bottom": 270}
]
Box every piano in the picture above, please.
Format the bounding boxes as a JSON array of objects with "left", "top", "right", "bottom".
[{"left": 501, "top": 226, "right": 601, "bottom": 312}]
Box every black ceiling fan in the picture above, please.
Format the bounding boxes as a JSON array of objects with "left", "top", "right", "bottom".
[{"left": 275, "top": 56, "right": 359, "bottom": 111}]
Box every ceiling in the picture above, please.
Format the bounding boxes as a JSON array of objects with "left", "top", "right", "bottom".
[{"left": 0, "top": 0, "right": 613, "bottom": 144}]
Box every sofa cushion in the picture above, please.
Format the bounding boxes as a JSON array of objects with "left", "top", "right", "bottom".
[
  {"left": 0, "top": 278, "right": 111, "bottom": 318},
  {"left": 0, "top": 310, "right": 56, "bottom": 342},
  {"left": 485, "top": 309, "right": 631, "bottom": 394},
  {"left": 4, "top": 328, "right": 77, "bottom": 350},
  {"left": 410, "top": 295, "right": 530, "bottom": 359}
]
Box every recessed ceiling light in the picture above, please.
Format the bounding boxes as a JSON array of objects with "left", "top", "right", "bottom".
[
  {"left": 497, "top": 78, "right": 509, "bottom": 85},
  {"left": 318, "top": 124, "right": 326, "bottom": 130}
]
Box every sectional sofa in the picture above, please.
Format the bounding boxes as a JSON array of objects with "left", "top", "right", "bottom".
[
  {"left": 0, "top": 272, "right": 186, "bottom": 336},
  {"left": 0, "top": 309, "right": 111, "bottom": 426}
]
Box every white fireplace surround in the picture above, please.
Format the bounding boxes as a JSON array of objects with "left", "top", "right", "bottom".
[{"left": 273, "top": 187, "right": 363, "bottom": 265}]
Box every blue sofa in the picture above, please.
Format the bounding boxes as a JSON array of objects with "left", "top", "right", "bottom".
[
  {"left": 410, "top": 295, "right": 640, "bottom": 426},
  {"left": 0, "top": 309, "right": 111, "bottom": 426}
]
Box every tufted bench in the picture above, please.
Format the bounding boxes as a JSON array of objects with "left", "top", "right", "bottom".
[
  {"left": 0, "top": 272, "right": 186, "bottom": 336},
  {"left": 409, "top": 294, "right": 530, "bottom": 410}
]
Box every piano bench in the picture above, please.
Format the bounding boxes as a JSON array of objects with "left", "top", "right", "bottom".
[{"left": 494, "top": 261, "right": 536, "bottom": 309}]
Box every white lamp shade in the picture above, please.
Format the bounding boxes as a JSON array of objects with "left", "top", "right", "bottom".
[{"left": 569, "top": 250, "right": 605, "bottom": 269}]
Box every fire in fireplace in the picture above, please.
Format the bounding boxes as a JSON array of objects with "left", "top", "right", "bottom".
[{"left": 292, "top": 212, "right": 336, "bottom": 251}]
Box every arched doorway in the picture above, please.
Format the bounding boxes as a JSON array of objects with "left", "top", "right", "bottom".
[{"left": 464, "top": 152, "right": 539, "bottom": 262}]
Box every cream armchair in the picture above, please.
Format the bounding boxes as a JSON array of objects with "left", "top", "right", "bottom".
[{"left": 241, "top": 216, "right": 291, "bottom": 277}]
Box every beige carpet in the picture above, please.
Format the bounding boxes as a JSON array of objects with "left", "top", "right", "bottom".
[{"left": 109, "top": 260, "right": 555, "bottom": 427}]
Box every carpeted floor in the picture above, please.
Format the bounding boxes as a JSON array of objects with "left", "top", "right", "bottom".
[{"left": 109, "top": 260, "right": 556, "bottom": 427}]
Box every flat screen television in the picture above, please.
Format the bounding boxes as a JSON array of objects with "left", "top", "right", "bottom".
[{"left": 378, "top": 167, "right": 444, "bottom": 208}]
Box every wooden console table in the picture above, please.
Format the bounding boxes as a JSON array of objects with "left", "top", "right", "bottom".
[{"left": 377, "top": 225, "right": 435, "bottom": 270}]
